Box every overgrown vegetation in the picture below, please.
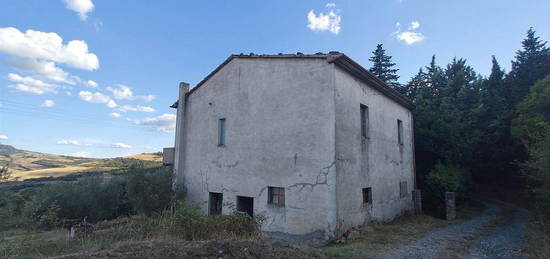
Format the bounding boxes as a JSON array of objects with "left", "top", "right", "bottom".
[
  {"left": 0, "top": 202, "right": 264, "bottom": 258},
  {"left": 0, "top": 163, "right": 267, "bottom": 258},
  {"left": 0, "top": 165, "right": 173, "bottom": 230},
  {"left": 423, "top": 163, "right": 472, "bottom": 215}
]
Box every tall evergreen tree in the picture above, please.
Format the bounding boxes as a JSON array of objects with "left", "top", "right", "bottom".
[
  {"left": 506, "top": 27, "right": 550, "bottom": 106},
  {"left": 472, "top": 56, "right": 508, "bottom": 174},
  {"left": 369, "top": 44, "right": 400, "bottom": 89}
]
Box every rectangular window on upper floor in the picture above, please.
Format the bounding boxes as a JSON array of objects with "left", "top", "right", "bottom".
[{"left": 218, "top": 118, "right": 226, "bottom": 146}]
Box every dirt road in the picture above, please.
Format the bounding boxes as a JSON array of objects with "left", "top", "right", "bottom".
[{"left": 378, "top": 202, "right": 528, "bottom": 259}]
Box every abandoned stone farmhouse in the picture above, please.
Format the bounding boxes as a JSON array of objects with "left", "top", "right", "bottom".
[{"left": 164, "top": 52, "right": 417, "bottom": 243}]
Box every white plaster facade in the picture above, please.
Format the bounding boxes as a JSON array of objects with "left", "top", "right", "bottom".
[{"left": 168, "top": 52, "right": 416, "bottom": 244}]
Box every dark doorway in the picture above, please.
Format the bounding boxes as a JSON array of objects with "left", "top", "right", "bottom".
[
  {"left": 237, "top": 196, "right": 254, "bottom": 217},
  {"left": 209, "top": 192, "right": 223, "bottom": 215}
]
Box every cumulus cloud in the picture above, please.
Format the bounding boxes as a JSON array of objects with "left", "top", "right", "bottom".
[
  {"left": 6, "top": 73, "right": 59, "bottom": 95},
  {"left": 307, "top": 4, "right": 341, "bottom": 35},
  {"left": 112, "top": 142, "right": 132, "bottom": 149},
  {"left": 117, "top": 105, "right": 155, "bottom": 113},
  {"left": 138, "top": 113, "right": 176, "bottom": 133},
  {"left": 0, "top": 135, "right": 8, "bottom": 140},
  {"left": 63, "top": 0, "right": 95, "bottom": 21},
  {"left": 85, "top": 80, "right": 98, "bottom": 88},
  {"left": 106, "top": 84, "right": 155, "bottom": 102},
  {"left": 41, "top": 99, "right": 55, "bottom": 108},
  {"left": 78, "top": 91, "right": 117, "bottom": 108},
  {"left": 57, "top": 139, "right": 93, "bottom": 146},
  {"left": 0, "top": 27, "right": 99, "bottom": 70},
  {"left": 394, "top": 21, "right": 424, "bottom": 45},
  {"left": 3, "top": 59, "right": 75, "bottom": 84},
  {"left": 109, "top": 112, "right": 121, "bottom": 118}
]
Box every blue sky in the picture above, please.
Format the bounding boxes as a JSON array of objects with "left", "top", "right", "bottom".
[{"left": 0, "top": 0, "right": 549, "bottom": 158}]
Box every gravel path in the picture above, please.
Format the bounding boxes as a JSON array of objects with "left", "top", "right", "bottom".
[
  {"left": 378, "top": 202, "right": 529, "bottom": 259},
  {"left": 466, "top": 207, "right": 529, "bottom": 259}
]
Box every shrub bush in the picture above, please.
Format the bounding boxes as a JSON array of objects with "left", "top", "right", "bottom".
[
  {"left": 423, "top": 163, "right": 472, "bottom": 215},
  {"left": 9, "top": 165, "right": 174, "bottom": 230},
  {"left": 169, "top": 202, "right": 262, "bottom": 240}
]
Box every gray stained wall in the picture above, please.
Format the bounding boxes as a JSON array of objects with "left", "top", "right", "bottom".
[{"left": 173, "top": 55, "right": 414, "bottom": 243}]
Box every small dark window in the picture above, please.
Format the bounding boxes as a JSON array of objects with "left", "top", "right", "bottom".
[
  {"left": 209, "top": 192, "right": 223, "bottom": 215},
  {"left": 218, "top": 118, "right": 226, "bottom": 146},
  {"left": 268, "top": 187, "right": 285, "bottom": 206},
  {"left": 237, "top": 196, "right": 254, "bottom": 217},
  {"left": 397, "top": 119, "right": 403, "bottom": 145},
  {"left": 362, "top": 187, "right": 372, "bottom": 206},
  {"left": 360, "top": 104, "right": 369, "bottom": 138},
  {"left": 400, "top": 181, "right": 408, "bottom": 198}
]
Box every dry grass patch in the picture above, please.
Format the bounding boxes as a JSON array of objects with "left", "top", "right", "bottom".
[{"left": 10, "top": 166, "right": 115, "bottom": 180}]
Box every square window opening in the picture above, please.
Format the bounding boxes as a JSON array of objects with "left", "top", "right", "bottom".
[
  {"left": 237, "top": 196, "right": 254, "bottom": 217},
  {"left": 268, "top": 186, "right": 285, "bottom": 206}
]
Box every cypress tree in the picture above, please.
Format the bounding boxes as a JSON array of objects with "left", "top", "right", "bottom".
[
  {"left": 506, "top": 27, "right": 550, "bottom": 106},
  {"left": 369, "top": 44, "right": 400, "bottom": 89}
]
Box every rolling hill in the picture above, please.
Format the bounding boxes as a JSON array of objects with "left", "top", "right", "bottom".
[{"left": 0, "top": 144, "right": 163, "bottom": 180}]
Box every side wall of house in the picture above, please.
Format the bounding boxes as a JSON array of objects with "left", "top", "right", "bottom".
[
  {"left": 333, "top": 66, "right": 415, "bottom": 235},
  {"left": 177, "top": 58, "right": 338, "bottom": 242}
]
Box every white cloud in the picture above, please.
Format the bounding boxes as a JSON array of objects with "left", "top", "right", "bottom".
[
  {"left": 307, "top": 9, "right": 341, "bottom": 35},
  {"left": 409, "top": 21, "right": 420, "bottom": 30},
  {"left": 3, "top": 59, "right": 75, "bottom": 84},
  {"left": 63, "top": 0, "right": 95, "bottom": 21},
  {"left": 138, "top": 113, "right": 176, "bottom": 133},
  {"left": 112, "top": 142, "right": 132, "bottom": 149},
  {"left": 72, "top": 151, "right": 91, "bottom": 157},
  {"left": 117, "top": 105, "right": 155, "bottom": 113},
  {"left": 8, "top": 73, "right": 54, "bottom": 88},
  {"left": 57, "top": 139, "right": 93, "bottom": 146},
  {"left": 0, "top": 135, "right": 8, "bottom": 140},
  {"left": 85, "top": 80, "right": 98, "bottom": 88},
  {"left": 0, "top": 27, "right": 99, "bottom": 70},
  {"left": 326, "top": 3, "right": 336, "bottom": 8},
  {"left": 6, "top": 73, "right": 59, "bottom": 95},
  {"left": 106, "top": 84, "right": 155, "bottom": 102},
  {"left": 109, "top": 112, "right": 121, "bottom": 118},
  {"left": 8, "top": 84, "right": 48, "bottom": 95},
  {"left": 394, "top": 21, "right": 425, "bottom": 45},
  {"left": 397, "top": 31, "right": 425, "bottom": 44},
  {"left": 78, "top": 90, "right": 117, "bottom": 108},
  {"left": 41, "top": 99, "right": 55, "bottom": 108}
]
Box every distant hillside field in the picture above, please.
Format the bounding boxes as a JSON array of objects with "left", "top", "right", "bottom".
[{"left": 0, "top": 144, "right": 163, "bottom": 180}]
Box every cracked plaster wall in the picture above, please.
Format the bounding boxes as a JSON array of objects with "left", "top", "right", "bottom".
[{"left": 175, "top": 58, "right": 338, "bottom": 240}]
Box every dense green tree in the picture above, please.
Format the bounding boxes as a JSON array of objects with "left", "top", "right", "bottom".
[
  {"left": 512, "top": 75, "right": 550, "bottom": 215},
  {"left": 471, "top": 57, "right": 510, "bottom": 175},
  {"left": 506, "top": 27, "right": 550, "bottom": 106},
  {"left": 369, "top": 44, "right": 400, "bottom": 89}
]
